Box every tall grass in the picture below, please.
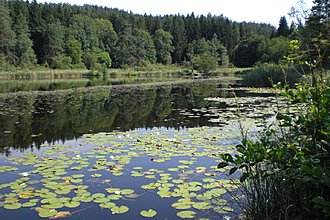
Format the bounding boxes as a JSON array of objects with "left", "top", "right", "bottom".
[{"left": 241, "top": 63, "right": 302, "bottom": 87}]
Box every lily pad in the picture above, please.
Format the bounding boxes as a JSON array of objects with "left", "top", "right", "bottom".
[
  {"left": 192, "top": 201, "right": 212, "bottom": 210},
  {"left": 140, "top": 209, "right": 157, "bottom": 218},
  {"left": 99, "top": 202, "right": 116, "bottom": 209},
  {"left": 176, "top": 211, "right": 196, "bottom": 219},
  {"left": 3, "top": 203, "right": 22, "bottom": 210},
  {"left": 36, "top": 208, "right": 58, "bottom": 218},
  {"left": 49, "top": 211, "right": 72, "bottom": 219},
  {"left": 120, "top": 189, "right": 134, "bottom": 195},
  {"left": 64, "top": 201, "right": 80, "bottom": 208},
  {"left": 111, "top": 205, "right": 129, "bottom": 214}
]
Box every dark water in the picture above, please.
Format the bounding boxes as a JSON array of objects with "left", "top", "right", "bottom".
[
  {"left": 0, "top": 78, "right": 279, "bottom": 220},
  {"left": 0, "top": 79, "right": 248, "bottom": 154}
]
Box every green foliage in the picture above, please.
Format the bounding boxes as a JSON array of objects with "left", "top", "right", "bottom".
[
  {"left": 43, "top": 21, "right": 65, "bottom": 67},
  {"left": 220, "top": 34, "right": 330, "bottom": 220},
  {"left": 276, "top": 16, "right": 290, "bottom": 37},
  {"left": 95, "top": 18, "right": 118, "bottom": 54},
  {"left": 0, "top": 1, "right": 292, "bottom": 70},
  {"left": 12, "top": 12, "right": 36, "bottom": 67},
  {"left": 0, "top": 4, "right": 16, "bottom": 67},
  {"left": 113, "top": 27, "right": 156, "bottom": 68},
  {"left": 154, "top": 29, "right": 174, "bottom": 65},
  {"left": 232, "top": 35, "right": 268, "bottom": 67},
  {"left": 242, "top": 63, "right": 302, "bottom": 87},
  {"left": 65, "top": 37, "right": 83, "bottom": 65},
  {"left": 220, "top": 73, "right": 330, "bottom": 218},
  {"left": 97, "top": 52, "right": 111, "bottom": 68},
  {"left": 303, "top": 0, "right": 330, "bottom": 68},
  {"left": 51, "top": 56, "right": 72, "bottom": 69},
  {"left": 83, "top": 50, "right": 100, "bottom": 70},
  {"left": 70, "top": 15, "right": 99, "bottom": 52},
  {"left": 188, "top": 35, "right": 229, "bottom": 68},
  {"left": 192, "top": 52, "right": 218, "bottom": 73},
  {"left": 260, "top": 37, "right": 291, "bottom": 63}
]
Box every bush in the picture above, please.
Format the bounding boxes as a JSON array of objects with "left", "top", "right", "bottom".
[
  {"left": 219, "top": 72, "right": 330, "bottom": 219},
  {"left": 51, "top": 56, "right": 72, "bottom": 69},
  {"left": 242, "top": 63, "right": 302, "bottom": 87},
  {"left": 192, "top": 52, "right": 218, "bottom": 73}
]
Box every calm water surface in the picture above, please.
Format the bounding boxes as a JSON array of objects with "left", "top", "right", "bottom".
[{"left": 0, "top": 77, "right": 278, "bottom": 220}]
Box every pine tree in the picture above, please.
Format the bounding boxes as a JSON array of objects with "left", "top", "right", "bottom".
[
  {"left": 12, "top": 12, "right": 36, "bottom": 67},
  {"left": 43, "top": 20, "right": 65, "bottom": 66},
  {"left": 277, "top": 16, "right": 290, "bottom": 37},
  {"left": 171, "top": 16, "right": 187, "bottom": 63},
  {"left": 0, "top": 4, "right": 16, "bottom": 66},
  {"left": 306, "top": 0, "right": 330, "bottom": 67}
]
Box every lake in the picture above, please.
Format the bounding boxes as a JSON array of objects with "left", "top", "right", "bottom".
[{"left": 0, "top": 76, "right": 281, "bottom": 220}]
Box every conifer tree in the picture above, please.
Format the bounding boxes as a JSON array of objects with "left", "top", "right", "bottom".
[
  {"left": 12, "top": 12, "right": 36, "bottom": 67},
  {"left": 277, "top": 16, "right": 290, "bottom": 37},
  {"left": 0, "top": 4, "right": 16, "bottom": 66}
]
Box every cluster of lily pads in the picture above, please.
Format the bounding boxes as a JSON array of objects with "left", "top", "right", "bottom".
[{"left": 0, "top": 126, "right": 243, "bottom": 219}]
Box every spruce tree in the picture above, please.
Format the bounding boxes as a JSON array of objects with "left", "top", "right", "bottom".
[
  {"left": 0, "top": 4, "right": 16, "bottom": 66},
  {"left": 277, "top": 16, "right": 290, "bottom": 37},
  {"left": 12, "top": 12, "right": 36, "bottom": 67}
]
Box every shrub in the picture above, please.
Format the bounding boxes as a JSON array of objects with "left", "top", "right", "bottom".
[
  {"left": 192, "top": 52, "right": 218, "bottom": 73},
  {"left": 242, "top": 63, "right": 302, "bottom": 87},
  {"left": 219, "top": 72, "right": 330, "bottom": 219}
]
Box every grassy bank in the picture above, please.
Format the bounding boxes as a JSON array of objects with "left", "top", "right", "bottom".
[
  {"left": 0, "top": 65, "right": 246, "bottom": 80},
  {"left": 240, "top": 63, "right": 302, "bottom": 87}
]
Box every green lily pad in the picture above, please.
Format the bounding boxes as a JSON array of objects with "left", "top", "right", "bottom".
[
  {"left": 111, "top": 205, "right": 129, "bottom": 214},
  {"left": 37, "top": 208, "right": 58, "bottom": 218},
  {"left": 172, "top": 202, "right": 191, "bottom": 210},
  {"left": 93, "top": 197, "right": 110, "bottom": 203},
  {"left": 91, "top": 173, "right": 102, "bottom": 178},
  {"left": 64, "top": 201, "right": 80, "bottom": 208},
  {"left": 192, "top": 201, "right": 212, "bottom": 210},
  {"left": 99, "top": 202, "right": 116, "bottom": 209},
  {"left": 3, "top": 203, "right": 22, "bottom": 210},
  {"left": 140, "top": 209, "right": 157, "bottom": 218},
  {"left": 108, "top": 194, "right": 122, "bottom": 200},
  {"left": 177, "top": 211, "right": 196, "bottom": 219},
  {"left": 120, "top": 189, "right": 134, "bottom": 195}
]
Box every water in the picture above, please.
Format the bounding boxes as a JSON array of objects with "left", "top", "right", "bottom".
[{"left": 0, "top": 77, "right": 282, "bottom": 220}]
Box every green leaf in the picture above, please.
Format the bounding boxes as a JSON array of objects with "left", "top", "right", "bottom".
[
  {"left": 4, "top": 203, "right": 22, "bottom": 210},
  {"left": 111, "top": 205, "right": 129, "bottom": 214},
  {"left": 120, "top": 189, "right": 134, "bottom": 195},
  {"left": 99, "top": 202, "right": 116, "bottom": 209},
  {"left": 229, "top": 167, "right": 238, "bottom": 175},
  {"left": 176, "top": 211, "right": 196, "bottom": 219},
  {"left": 217, "top": 162, "right": 228, "bottom": 169},
  {"left": 64, "top": 201, "right": 80, "bottom": 208},
  {"left": 192, "top": 201, "right": 212, "bottom": 210},
  {"left": 140, "top": 209, "right": 157, "bottom": 218}
]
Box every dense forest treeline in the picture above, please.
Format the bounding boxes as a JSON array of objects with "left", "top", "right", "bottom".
[
  {"left": 1, "top": 0, "right": 282, "bottom": 70},
  {"left": 1, "top": 1, "right": 328, "bottom": 72}
]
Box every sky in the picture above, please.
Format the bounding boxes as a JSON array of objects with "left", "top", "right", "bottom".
[{"left": 39, "top": 0, "right": 314, "bottom": 27}]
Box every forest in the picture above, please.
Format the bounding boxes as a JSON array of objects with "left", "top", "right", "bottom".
[
  {"left": 1, "top": 0, "right": 294, "bottom": 71},
  {"left": 0, "top": 0, "right": 329, "bottom": 219}
]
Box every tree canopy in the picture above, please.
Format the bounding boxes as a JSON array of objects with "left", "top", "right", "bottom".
[{"left": 0, "top": 0, "right": 292, "bottom": 70}]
